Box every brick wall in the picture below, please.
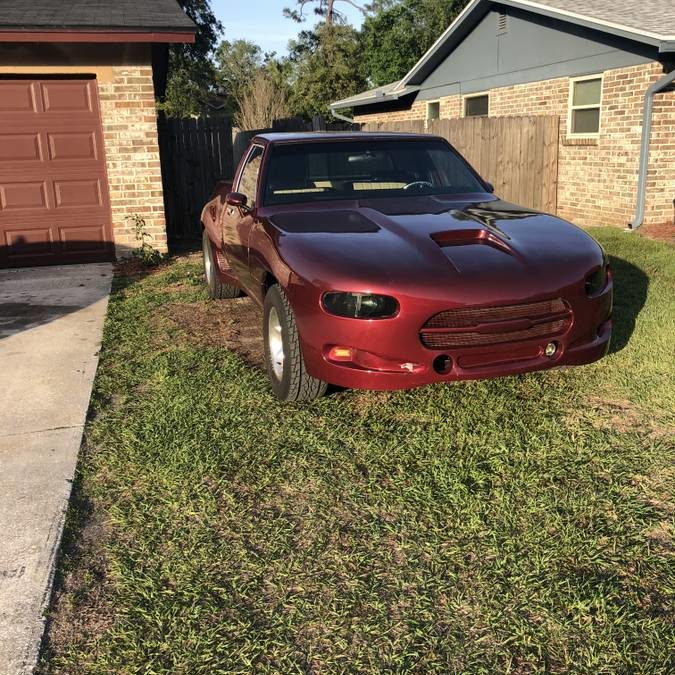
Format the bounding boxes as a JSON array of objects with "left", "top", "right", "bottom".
[
  {"left": 355, "top": 100, "right": 428, "bottom": 125},
  {"left": 645, "top": 83, "right": 675, "bottom": 229},
  {"left": 98, "top": 64, "right": 167, "bottom": 256},
  {"left": 355, "top": 62, "right": 675, "bottom": 229}
]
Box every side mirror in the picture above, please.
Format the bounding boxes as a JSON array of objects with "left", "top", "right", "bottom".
[
  {"left": 225, "top": 191, "right": 247, "bottom": 208},
  {"left": 484, "top": 181, "right": 495, "bottom": 193},
  {"left": 212, "top": 180, "right": 233, "bottom": 202}
]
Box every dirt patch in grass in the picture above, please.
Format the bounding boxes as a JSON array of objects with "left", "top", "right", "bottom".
[
  {"left": 632, "top": 466, "right": 675, "bottom": 516},
  {"left": 640, "top": 222, "right": 675, "bottom": 243},
  {"left": 587, "top": 396, "right": 644, "bottom": 433},
  {"left": 586, "top": 395, "right": 675, "bottom": 441},
  {"left": 643, "top": 521, "right": 674, "bottom": 550},
  {"left": 158, "top": 297, "right": 264, "bottom": 369},
  {"left": 40, "top": 502, "right": 114, "bottom": 671}
]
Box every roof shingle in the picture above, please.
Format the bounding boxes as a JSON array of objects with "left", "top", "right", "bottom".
[
  {"left": 534, "top": 0, "right": 675, "bottom": 39},
  {"left": 0, "top": 0, "right": 195, "bottom": 32}
]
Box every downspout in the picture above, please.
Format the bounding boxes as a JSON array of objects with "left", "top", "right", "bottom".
[
  {"left": 329, "top": 107, "right": 356, "bottom": 124},
  {"left": 630, "top": 67, "right": 675, "bottom": 229}
]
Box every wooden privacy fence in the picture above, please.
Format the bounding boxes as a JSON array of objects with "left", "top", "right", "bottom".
[
  {"left": 362, "top": 116, "right": 559, "bottom": 214},
  {"left": 157, "top": 117, "right": 234, "bottom": 241}
]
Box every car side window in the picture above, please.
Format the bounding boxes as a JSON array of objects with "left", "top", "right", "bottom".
[{"left": 237, "top": 145, "right": 264, "bottom": 208}]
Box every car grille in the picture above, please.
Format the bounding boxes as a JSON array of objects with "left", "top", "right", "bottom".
[{"left": 420, "top": 298, "right": 572, "bottom": 349}]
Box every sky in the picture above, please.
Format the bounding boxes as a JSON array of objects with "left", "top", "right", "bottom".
[{"left": 210, "top": 0, "right": 366, "bottom": 55}]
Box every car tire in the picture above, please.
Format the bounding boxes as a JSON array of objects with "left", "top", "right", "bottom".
[
  {"left": 202, "top": 229, "right": 239, "bottom": 300},
  {"left": 263, "top": 284, "right": 328, "bottom": 402}
]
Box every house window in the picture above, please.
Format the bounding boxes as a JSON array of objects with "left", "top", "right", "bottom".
[
  {"left": 427, "top": 100, "right": 440, "bottom": 120},
  {"left": 569, "top": 75, "right": 602, "bottom": 136},
  {"left": 464, "top": 93, "right": 489, "bottom": 117}
]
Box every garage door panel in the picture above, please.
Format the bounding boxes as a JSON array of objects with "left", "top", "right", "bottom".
[
  {"left": 0, "top": 181, "right": 49, "bottom": 211},
  {"left": 0, "top": 78, "right": 114, "bottom": 267},
  {"left": 2, "top": 227, "right": 55, "bottom": 259},
  {"left": 0, "top": 133, "right": 43, "bottom": 163},
  {"left": 59, "top": 223, "right": 110, "bottom": 253},
  {"left": 47, "top": 131, "right": 99, "bottom": 161},
  {"left": 0, "top": 179, "right": 107, "bottom": 215},
  {"left": 0, "top": 81, "right": 39, "bottom": 114},
  {"left": 54, "top": 178, "right": 103, "bottom": 208},
  {"left": 41, "top": 81, "right": 94, "bottom": 113}
]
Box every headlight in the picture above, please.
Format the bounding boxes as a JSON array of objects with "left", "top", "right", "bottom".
[
  {"left": 322, "top": 292, "right": 399, "bottom": 319},
  {"left": 585, "top": 253, "right": 609, "bottom": 296}
]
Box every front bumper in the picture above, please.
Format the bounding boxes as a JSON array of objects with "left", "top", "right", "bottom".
[{"left": 294, "top": 285, "right": 613, "bottom": 391}]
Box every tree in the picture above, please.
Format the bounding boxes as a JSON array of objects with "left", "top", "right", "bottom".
[
  {"left": 286, "top": 22, "right": 366, "bottom": 118},
  {"left": 215, "top": 39, "right": 265, "bottom": 114},
  {"left": 284, "top": 0, "right": 366, "bottom": 25},
  {"left": 158, "top": 0, "right": 223, "bottom": 117},
  {"left": 234, "top": 71, "right": 290, "bottom": 129},
  {"left": 282, "top": 3, "right": 367, "bottom": 119},
  {"left": 360, "top": 0, "right": 468, "bottom": 87}
]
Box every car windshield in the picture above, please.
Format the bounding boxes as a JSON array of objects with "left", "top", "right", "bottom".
[{"left": 263, "top": 138, "right": 485, "bottom": 206}]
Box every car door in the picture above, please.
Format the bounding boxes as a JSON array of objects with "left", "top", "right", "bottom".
[{"left": 221, "top": 143, "right": 265, "bottom": 294}]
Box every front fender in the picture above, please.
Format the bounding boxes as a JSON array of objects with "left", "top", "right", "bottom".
[{"left": 247, "top": 220, "right": 295, "bottom": 306}]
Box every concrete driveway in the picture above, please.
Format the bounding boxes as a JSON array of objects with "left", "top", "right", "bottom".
[{"left": 0, "top": 263, "right": 112, "bottom": 674}]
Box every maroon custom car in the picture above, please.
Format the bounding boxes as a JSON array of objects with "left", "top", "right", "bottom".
[{"left": 200, "top": 132, "right": 612, "bottom": 401}]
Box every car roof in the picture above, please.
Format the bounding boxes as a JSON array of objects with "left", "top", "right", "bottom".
[{"left": 253, "top": 131, "right": 439, "bottom": 145}]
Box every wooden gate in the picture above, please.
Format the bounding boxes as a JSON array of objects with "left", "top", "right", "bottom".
[
  {"left": 158, "top": 117, "right": 234, "bottom": 241},
  {"left": 362, "top": 116, "right": 559, "bottom": 214}
]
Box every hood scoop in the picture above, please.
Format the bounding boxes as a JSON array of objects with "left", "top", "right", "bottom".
[{"left": 430, "top": 228, "right": 515, "bottom": 256}]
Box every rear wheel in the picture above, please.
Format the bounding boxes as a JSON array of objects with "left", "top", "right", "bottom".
[
  {"left": 263, "top": 284, "right": 327, "bottom": 402},
  {"left": 202, "top": 229, "right": 239, "bottom": 299}
]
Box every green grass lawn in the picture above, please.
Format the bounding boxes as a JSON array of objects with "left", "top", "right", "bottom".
[{"left": 40, "top": 228, "right": 674, "bottom": 674}]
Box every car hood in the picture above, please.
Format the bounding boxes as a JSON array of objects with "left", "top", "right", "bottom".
[{"left": 262, "top": 195, "right": 604, "bottom": 303}]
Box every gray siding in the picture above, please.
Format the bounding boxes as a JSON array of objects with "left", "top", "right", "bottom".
[{"left": 417, "top": 8, "right": 656, "bottom": 101}]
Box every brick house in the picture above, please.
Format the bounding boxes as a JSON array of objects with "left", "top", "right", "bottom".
[
  {"left": 332, "top": 0, "right": 675, "bottom": 232},
  {"left": 0, "top": 0, "right": 195, "bottom": 268}
]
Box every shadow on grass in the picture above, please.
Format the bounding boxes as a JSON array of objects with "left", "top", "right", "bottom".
[
  {"left": 168, "top": 237, "right": 201, "bottom": 256},
  {"left": 608, "top": 255, "right": 649, "bottom": 354}
]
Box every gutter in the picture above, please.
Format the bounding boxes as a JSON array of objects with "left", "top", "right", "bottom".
[
  {"left": 630, "top": 67, "right": 675, "bottom": 230},
  {"left": 329, "top": 108, "right": 356, "bottom": 124},
  {"left": 0, "top": 29, "right": 196, "bottom": 43}
]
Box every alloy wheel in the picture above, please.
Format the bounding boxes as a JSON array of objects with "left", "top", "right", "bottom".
[{"left": 267, "top": 306, "right": 285, "bottom": 380}]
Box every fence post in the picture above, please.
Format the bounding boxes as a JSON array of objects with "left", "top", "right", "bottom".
[{"left": 312, "top": 114, "right": 327, "bottom": 131}]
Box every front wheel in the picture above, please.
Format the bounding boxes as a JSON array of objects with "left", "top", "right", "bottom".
[
  {"left": 202, "top": 229, "right": 239, "bottom": 300},
  {"left": 263, "top": 285, "right": 327, "bottom": 402}
]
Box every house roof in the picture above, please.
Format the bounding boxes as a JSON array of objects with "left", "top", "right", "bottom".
[
  {"left": 397, "top": 0, "right": 675, "bottom": 90},
  {"left": 331, "top": 80, "right": 420, "bottom": 109},
  {"left": 0, "top": 0, "right": 195, "bottom": 42},
  {"left": 332, "top": 0, "right": 675, "bottom": 110},
  {"left": 526, "top": 0, "right": 675, "bottom": 41}
]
